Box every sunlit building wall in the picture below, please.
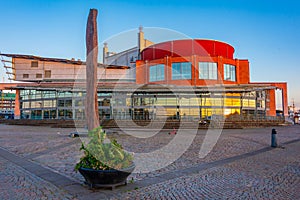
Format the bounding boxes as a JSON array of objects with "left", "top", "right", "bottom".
[{"left": 0, "top": 34, "right": 288, "bottom": 120}]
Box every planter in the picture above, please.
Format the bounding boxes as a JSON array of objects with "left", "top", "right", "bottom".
[{"left": 78, "top": 164, "right": 135, "bottom": 189}]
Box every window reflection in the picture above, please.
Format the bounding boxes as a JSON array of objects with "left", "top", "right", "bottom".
[
  {"left": 19, "top": 89, "right": 266, "bottom": 120},
  {"left": 224, "top": 64, "right": 236, "bottom": 81},
  {"left": 199, "top": 62, "right": 218, "bottom": 80},
  {"left": 172, "top": 62, "right": 191, "bottom": 80},
  {"left": 149, "top": 64, "right": 165, "bottom": 82}
]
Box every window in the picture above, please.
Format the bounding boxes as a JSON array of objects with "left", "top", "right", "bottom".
[
  {"left": 44, "top": 100, "right": 55, "bottom": 108},
  {"left": 199, "top": 62, "right": 218, "bottom": 80},
  {"left": 75, "top": 99, "right": 84, "bottom": 107},
  {"left": 58, "top": 100, "right": 65, "bottom": 107},
  {"left": 23, "top": 74, "right": 29, "bottom": 78},
  {"left": 149, "top": 64, "right": 165, "bottom": 82},
  {"left": 172, "top": 62, "right": 191, "bottom": 80},
  {"left": 31, "top": 61, "right": 38, "bottom": 68},
  {"left": 224, "top": 64, "right": 236, "bottom": 81},
  {"left": 58, "top": 99, "right": 72, "bottom": 107},
  {"left": 36, "top": 73, "right": 42, "bottom": 78},
  {"left": 45, "top": 70, "right": 51, "bottom": 78},
  {"left": 65, "top": 100, "right": 72, "bottom": 107}
]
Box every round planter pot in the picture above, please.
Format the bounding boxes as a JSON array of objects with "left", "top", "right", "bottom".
[{"left": 78, "top": 164, "right": 135, "bottom": 189}]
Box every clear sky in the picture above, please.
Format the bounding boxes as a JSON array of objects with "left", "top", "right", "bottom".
[{"left": 0, "top": 0, "right": 299, "bottom": 108}]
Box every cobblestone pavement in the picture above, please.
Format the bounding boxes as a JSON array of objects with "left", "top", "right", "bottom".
[
  {"left": 115, "top": 141, "right": 300, "bottom": 200},
  {"left": 0, "top": 124, "right": 300, "bottom": 199},
  {"left": 0, "top": 156, "right": 76, "bottom": 200}
]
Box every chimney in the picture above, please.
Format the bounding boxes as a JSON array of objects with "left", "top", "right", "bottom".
[
  {"left": 138, "top": 25, "right": 145, "bottom": 55},
  {"left": 103, "top": 42, "right": 108, "bottom": 64}
]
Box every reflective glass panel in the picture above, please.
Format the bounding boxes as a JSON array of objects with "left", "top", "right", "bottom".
[
  {"left": 224, "top": 64, "right": 236, "bottom": 81},
  {"left": 149, "top": 64, "right": 165, "bottom": 82},
  {"left": 199, "top": 62, "right": 217, "bottom": 80},
  {"left": 172, "top": 62, "right": 191, "bottom": 80}
]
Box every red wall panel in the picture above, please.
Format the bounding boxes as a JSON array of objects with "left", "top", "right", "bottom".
[{"left": 141, "top": 39, "right": 235, "bottom": 61}]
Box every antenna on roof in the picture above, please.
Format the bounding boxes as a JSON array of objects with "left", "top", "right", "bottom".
[{"left": 139, "top": 25, "right": 143, "bottom": 32}]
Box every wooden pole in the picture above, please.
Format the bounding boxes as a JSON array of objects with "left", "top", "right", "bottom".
[{"left": 86, "top": 9, "right": 100, "bottom": 131}]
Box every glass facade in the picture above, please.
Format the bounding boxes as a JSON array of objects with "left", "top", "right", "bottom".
[
  {"left": 224, "top": 64, "right": 236, "bottom": 81},
  {"left": 172, "top": 62, "right": 192, "bottom": 80},
  {"left": 149, "top": 64, "right": 165, "bottom": 82},
  {"left": 19, "top": 89, "right": 267, "bottom": 120},
  {"left": 0, "top": 93, "right": 15, "bottom": 119},
  {"left": 199, "top": 62, "right": 218, "bottom": 80}
]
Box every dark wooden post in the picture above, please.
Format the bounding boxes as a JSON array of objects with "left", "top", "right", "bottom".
[{"left": 86, "top": 9, "right": 100, "bottom": 131}]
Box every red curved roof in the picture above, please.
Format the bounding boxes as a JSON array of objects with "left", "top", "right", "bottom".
[{"left": 141, "top": 39, "right": 235, "bottom": 60}]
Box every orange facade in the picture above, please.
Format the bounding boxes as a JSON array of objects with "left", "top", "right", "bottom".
[
  {"left": 136, "top": 39, "right": 288, "bottom": 117},
  {"left": 136, "top": 39, "right": 250, "bottom": 85}
]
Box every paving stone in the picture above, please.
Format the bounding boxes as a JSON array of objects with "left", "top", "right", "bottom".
[
  {"left": 0, "top": 124, "right": 300, "bottom": 199},
  {"left": 0, "top": 156, "right": 77, "bottom": 200}
]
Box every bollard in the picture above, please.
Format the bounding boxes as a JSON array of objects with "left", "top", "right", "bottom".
[
  {"left": 69, "top": 132, "right": 79, "bottom": 138},
  {"left": 271, "top": 128, "right": 277, "bottom": 148}
]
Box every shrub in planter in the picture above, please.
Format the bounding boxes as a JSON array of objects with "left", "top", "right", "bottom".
[{"left": 75, "top": 126, "right": 134, "bottom": 188}]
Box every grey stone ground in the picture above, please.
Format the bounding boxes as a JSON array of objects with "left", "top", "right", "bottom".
[{"left": 0, "top": 124, "right": 299, "bottom": 199}]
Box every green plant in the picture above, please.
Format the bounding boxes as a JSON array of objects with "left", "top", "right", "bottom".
[
  {"left": 75, "top": 126, "right": 133, "bottom": 171},
  {"left": 129, "top": 177, "right": 134, "bottom": 184}
]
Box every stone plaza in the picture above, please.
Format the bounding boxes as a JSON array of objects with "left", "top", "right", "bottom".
[{"left": 0, "top": 124, "right": 299, "bottom": 199}]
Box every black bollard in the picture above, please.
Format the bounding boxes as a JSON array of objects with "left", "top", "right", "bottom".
[
  {"left": 69, "top": 132, "right": 79, "bottom": 138},
  {"left": 271, "top": 128, "right": 277, "bottom": 148}
]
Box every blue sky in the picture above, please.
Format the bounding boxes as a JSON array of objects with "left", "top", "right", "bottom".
[{"left": 0, "top": 0, "right": 299, "bottom": 108}]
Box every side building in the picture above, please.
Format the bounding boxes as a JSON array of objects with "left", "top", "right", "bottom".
[{"left": 0, "top": 91, "right": 15, "bottom": 119}]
